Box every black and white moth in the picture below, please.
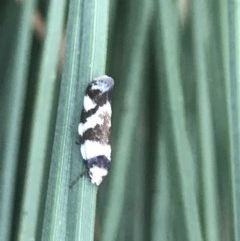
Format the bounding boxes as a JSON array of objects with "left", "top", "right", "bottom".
[{"left": 78, "top": 75, "right": 114, "bottom": 185}]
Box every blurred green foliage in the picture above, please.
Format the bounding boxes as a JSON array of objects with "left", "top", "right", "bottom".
[{"left": 0, "top": 0, "right": 239, "bottom": 241}]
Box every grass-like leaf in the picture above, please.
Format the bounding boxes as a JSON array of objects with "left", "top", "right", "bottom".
[
  {"left": 191, "top": 0, "right": 220, "bottom": 239},
  {"left": 226, "top": 0, "right": 240, "bottom": 240},
  {"left": 0, "top": 1, "right": 37, "bottom": 240},
  {"left": 16, "top": 0, "right": 67, "bottom": 240},
  {"left": 98, "top": 1, "right": 153, "bottom": 240},
  {"left": 156, "top": 1, "right": 203, "bottom": 240},
  {"left": 42, "top": 0, "right": 110, "bottom": 240}
]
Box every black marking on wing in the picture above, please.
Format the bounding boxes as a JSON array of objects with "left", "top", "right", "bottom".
[
  {"left": 80, "top": 124, "right": 110, "bottom": 144},
  {"left": 86, "top": 155, "right": 110, "bottom": 169},
  {"left": 80, "top": 92, "right": 111, "bottom": 123}
]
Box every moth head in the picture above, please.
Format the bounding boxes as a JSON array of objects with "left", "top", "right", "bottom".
[
  {"left": 89, "top": 165, "right": 108, "bottom": 186},
  {"left": 91, "top": 75, "right": 114, "bottom": 93},
  {"left": 86, "top": 75, "right": 114, "bottom": 105}
]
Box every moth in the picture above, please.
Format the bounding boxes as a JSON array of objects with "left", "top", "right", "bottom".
[{"left": 78, "top": 75, "right": 114, "bottom": 185}]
